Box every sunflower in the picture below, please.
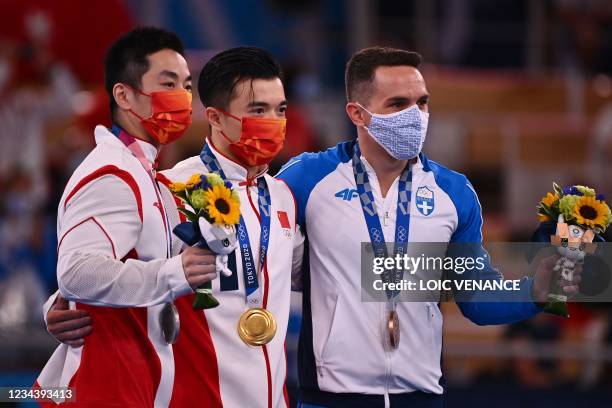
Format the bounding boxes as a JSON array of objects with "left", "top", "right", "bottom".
[
  {"left": 186, "top": 174, "right": 202, "bottom": 189},
  {"left": 573, "top": 195, "right": 611, "bottom": 230},
  {"left": 169, "top": 182, "right": 186, "bottom": 193},
  {"left": 541, "top": 192, "right": 559, "bottom": 207},
  {"left": 203, "top": 184, "right": 240, "bottom": 225}
]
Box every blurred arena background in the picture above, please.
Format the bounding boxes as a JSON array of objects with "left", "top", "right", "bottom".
[{"left": 1, "top": 0, "right": 612, "bottom": 406}]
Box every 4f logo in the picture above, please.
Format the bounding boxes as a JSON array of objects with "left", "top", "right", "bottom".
[{"left": 335, "top": 188, "right": 359, "bottom": 201}]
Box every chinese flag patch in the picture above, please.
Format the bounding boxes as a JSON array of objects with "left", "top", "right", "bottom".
[{"left": 277, "top": 211, "right": 291, "bottom": 229}]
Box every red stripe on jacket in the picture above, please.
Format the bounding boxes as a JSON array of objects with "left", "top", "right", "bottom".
[
  {"left": 168, "top": 295, "right": 223, "bottom": 408},
  {"left": 64, "top": 165, "right": 143, "bottom": 222}
]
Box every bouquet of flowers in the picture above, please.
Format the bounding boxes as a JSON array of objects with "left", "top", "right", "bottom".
[
  {"left": 536, "top": 182, "right": 611, "bottom": 316},
  {"left": 169, "top": 173, "right": 241, "bottom": 309}
]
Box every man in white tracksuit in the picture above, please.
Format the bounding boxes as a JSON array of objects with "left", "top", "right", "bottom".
[
  {"left": 35, "top": 27, "right": 217, "bottom": 407},
  {"left": 154, "top": 46, "right": 305, "bottom": 408}
]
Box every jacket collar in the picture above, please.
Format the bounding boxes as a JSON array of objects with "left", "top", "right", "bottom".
[{"left": 95, "top": 125, "right": 159, "bottom": 166}]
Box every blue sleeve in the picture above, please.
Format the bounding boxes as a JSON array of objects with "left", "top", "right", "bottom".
[
  {"left": 275, "top": 156, "right": 311, "bottom": 227},
  {"left": 275, "top": 142, "right": 352, "bottom": 228},
  {"left": 447, "top": 179, "right": 542, "bottom": 325}
]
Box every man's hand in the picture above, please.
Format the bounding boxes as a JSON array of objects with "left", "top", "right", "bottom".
[
  {"left": 47, "top": 296, "right": 92, "bottom": 347},
  {"left": 181, "top": 246, "right": 217, "bottom": 289},
  {"left": 532, "top": 255, "right": 582, "bottom": 304}
]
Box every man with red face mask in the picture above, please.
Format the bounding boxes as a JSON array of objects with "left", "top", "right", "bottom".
[
  {"left": 35, "top": 27, "right": 217, "bottom": 406},
  {"left": 154, "top": 46, "right": 304, "bottom": 408}
]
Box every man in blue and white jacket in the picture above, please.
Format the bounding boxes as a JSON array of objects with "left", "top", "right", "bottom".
[{"left": 277, "top": 47, "right": 580, "bottom": 408}]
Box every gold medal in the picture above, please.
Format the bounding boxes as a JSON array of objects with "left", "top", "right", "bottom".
[
  {"left": 238, "top": 308, "right": 277, "bottom": 346},
  {"left": 387, "top": 310, "right": 400, "bottom": 350}
]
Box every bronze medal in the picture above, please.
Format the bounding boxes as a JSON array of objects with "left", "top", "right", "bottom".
[
  {"left": 387, "top": 310, "right": 400, "bottom": 350},
  {"left": 238, "top": 308, "right": 277, "bottom": 346},
  {"left": 160, "top": 302, "right": 180, "bottom": 344}
]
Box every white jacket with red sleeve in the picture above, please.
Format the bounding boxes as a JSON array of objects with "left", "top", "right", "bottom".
[{"left": 36, "top": 125, "right": 192, "bottom": 407}]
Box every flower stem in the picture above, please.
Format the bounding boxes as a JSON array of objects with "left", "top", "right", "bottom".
[{"left": 193, "top": 281, "right": 220, "bottom": 309}]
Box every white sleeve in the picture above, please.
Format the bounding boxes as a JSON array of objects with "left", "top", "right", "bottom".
[
  {"left": 57, "top": 175, "right": 192, "bottom": 307},
  {"left": 42, "top": 290, "right": 60, "bottom": 329},
  {"left": 291, "top": 225, "right": 305, "bottom": 292}
]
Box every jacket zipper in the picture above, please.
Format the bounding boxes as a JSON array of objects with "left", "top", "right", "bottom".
[
  {"left": 245, "top": 181, "right": 273, "bottom": 408},
  {"left": 383, "top": 303, "right": 391, "bottom": 408}
]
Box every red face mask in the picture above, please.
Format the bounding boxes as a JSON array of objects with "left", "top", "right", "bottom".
[
  {"left": 127, "top": 86, "right": 192, "bottom": 145},
  {"left": 220, "top": 111, "right": 286, "bottom": 166}
]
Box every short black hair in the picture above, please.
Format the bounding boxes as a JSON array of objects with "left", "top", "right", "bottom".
[
  {"left": 197, "top": 46, "right": 283, "bottom": 109},
  {"left": 345, "top": 46, "right": 422, "bottom": 103},
  {"left": 104, "top": 27, "right": 185, "bottom": 117}
]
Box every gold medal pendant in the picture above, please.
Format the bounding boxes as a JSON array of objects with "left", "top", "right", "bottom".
[
  {"left": 238, "top": 308, "right": 277, "bottom": 346},
  {"left": 387, "top": 310, "right": 400, "bottom": 350}
]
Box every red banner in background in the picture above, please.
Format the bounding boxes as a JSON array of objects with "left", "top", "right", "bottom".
[{"left": 0, "top": 0, "right": 133, "bottom": 84}]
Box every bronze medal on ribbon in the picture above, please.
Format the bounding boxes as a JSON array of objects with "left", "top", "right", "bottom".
[
  {"left": 387, "top": 310, "right": 400, "bottom": 350},
  {"left": 160, "top": 302, "right": 180, "bottom": 344},
  {"left": 238, "top": 308, "right": 277, "bottom": 346}
]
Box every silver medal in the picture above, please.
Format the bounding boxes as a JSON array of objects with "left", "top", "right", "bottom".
[{"left": 159, "top": 302, "right": 180, "bottom": 344}]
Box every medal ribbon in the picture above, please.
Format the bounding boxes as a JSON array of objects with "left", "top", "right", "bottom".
[
  {"left": 352, "top": 142, "right": 413, "bottom": 302},
  {"left": 200, "top": 143, "right": 271, "bottom": 307},
  {"left": 110, "top": 124, "right": 172, "bottom": 257}
]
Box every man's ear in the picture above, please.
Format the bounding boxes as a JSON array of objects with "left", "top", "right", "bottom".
[
  {"left": 205, "top": 107, "right": 223, "bottom": 130},
  {"left": 346, "top": 102, "right": 369, "bottom": 128},
  {"left": 112, "top": 83, "right": 133, "bottom": 111}
]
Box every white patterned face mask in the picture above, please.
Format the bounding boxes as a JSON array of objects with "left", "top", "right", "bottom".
[{"left": 358, "top": 103, "right": 429, "bottom": 160}]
